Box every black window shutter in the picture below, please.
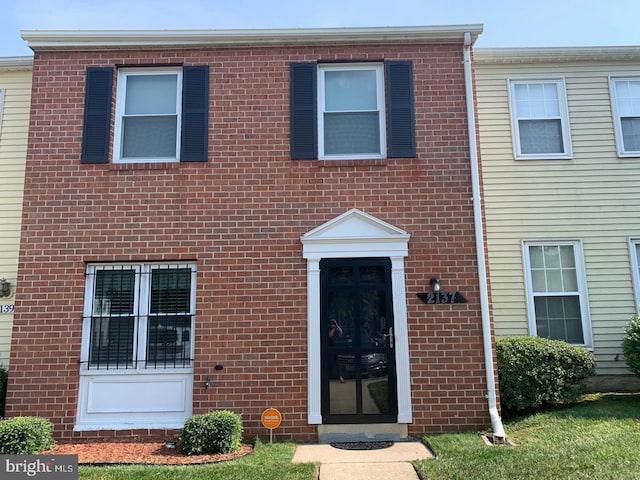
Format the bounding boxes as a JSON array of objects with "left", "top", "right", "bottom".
[
  {"left": 81, "top": 67, "right": 113, "bottom": 164},
  {"left": 181, "top": 65, "right": 209, "bottom": 162},
  {"left": 386, "top": 61, "right": 416, "bottom": 158},
  {"left": 290, "top": 62, "right": 317, "bottom": 160}
]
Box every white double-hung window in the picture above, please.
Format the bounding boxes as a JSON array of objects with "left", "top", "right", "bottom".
[
  {"left": 610, "top": 78, "right": 640, "bottom": 156},
  {"left": 629, "top": 239, "right": 640, "bottom": 310},
  {"left": 113, "top": 68, "right": 182, "bottom": 163},
  {"left": 318, "top": 64, "right": 386, "bottom": 159},
  {"left": 509, "top": 79, "right": 572, "bottom": 159},
  {"left": 81, "top": 263, "right": 196, "bottom": 370},
  {"left": 523, "top": 242, "right": 591, "bottom": 346}
]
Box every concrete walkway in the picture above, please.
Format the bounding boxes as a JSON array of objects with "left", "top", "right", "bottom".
[{"left": 292, "top": 442, "right": 433, "bottom": 480}]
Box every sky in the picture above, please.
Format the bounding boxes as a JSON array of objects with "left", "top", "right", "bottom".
[{"left": 1, "top": 0, "right": 639, "bottom": 57}]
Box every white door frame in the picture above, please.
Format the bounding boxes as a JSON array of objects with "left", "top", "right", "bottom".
[{"left": 301, "top": 209, "right": 411, "bottom": 424}]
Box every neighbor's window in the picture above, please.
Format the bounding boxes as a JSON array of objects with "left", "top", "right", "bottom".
[
  {"left": 113, "top": 69, "right": 182, "bottom": 163},
  {"left": 630, "top": 239, "right": 640, "bottom": 310},
  {"left": 509, "top": 79, "right": 572, "bottom": 159},
  {"left": 318, "top": 64, "right": 386, "bottom": 159},
  {"left": 610, "top": 78, "right": 640, "bottom": 156},
  {"left": 0, "top": 88, "right": 4, "bottom": 133},
  {"left": 82, "top": 263, "right": 195, "bottom": 370},
  {"left": 524, "top": 242, "right": 590, "bottom": 346}
]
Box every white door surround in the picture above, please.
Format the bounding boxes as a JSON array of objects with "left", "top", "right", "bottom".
[{"left": 301, "top": 209, "right": 412, "bottom": 425}]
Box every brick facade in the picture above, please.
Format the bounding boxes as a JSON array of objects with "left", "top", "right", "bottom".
[{"left": 8, "top": 36, "right": 495, "bottom": 441}]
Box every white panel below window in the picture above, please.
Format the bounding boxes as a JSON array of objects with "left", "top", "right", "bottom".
[{"left": 76, "top": 372, "right": 192, "bottom": 430}]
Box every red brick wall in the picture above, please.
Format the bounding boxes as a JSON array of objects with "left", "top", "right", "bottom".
[{"left": 8, "top": 42, "right": 493, "bottom": 441}]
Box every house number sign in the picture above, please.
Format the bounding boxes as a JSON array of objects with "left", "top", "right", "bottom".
[
  {"left": 0, "top": 304, "right": 15, "bottom": 313},
  {"left": 416, "top": 292, "right": 467, "bottom": 304}
]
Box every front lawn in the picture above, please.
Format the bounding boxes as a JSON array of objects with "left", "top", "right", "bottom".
[
  {"left": 79, "top": 440, "right": 316, "bottom": 480},
  {"left": 77, "top": 393, "right": 640, "bottom": 480},
  {"left": 416, "top": 393, "right": 640, "bottom": 480}
]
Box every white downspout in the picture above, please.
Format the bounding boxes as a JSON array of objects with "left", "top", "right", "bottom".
[{"left": 463, "top": 31, "right": 505, "bottom": 440}]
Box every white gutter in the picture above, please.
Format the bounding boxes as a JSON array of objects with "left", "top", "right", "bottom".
[
  {"left": 0, "top": 56, "right": 33, "bottom": 71},
  {"left": 21, "top": 25, "right": 483, "bottom": 50},
  {"left": 463, "top": 31, "right": 505, "bottom": 440}
]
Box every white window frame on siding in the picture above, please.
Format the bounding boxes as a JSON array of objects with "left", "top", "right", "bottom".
[
  {"left": 318, "top": 63, "right": 386, "bottom": 160},
  {"left": 0, "top": 88, "right": 4, "bottom": 134},
  {"left": 629, "top": 238, "right": 640, "bottom": 312},
  {"left": 508, "top": 78, "right": 572, "bottom": 160},
  {"left": 522, "top": 241, "right": 592, "bottom": 347},
  {"left": 610, "top": 77, "right": 640, "bottom": 157},
  {"left": 113, "top": 68, "right": 182, "bottom": 163}
]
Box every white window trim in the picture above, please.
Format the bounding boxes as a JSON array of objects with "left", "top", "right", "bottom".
[
  {"left": 0, "top": 88, "right": 4, "bottom": 136},
  {"left": 318, "top": 63, "right": 386, "bottom": 160},
  {"left": 629, "top": 238, "right": 640, "bottom": 313},
  {"left": 113, "top": 68, "right": 182, "bottom": 163},
  {"left": 80, "top": 262, "right": 196, "bottom": 373},
  {"left": 522, "top": 240, "right": 592, "bottom": 348},
  {"left": 609, "top": 76, "right": 640, "bottom": 157},
  {"left": 508, "top": 78, "right": 573, "bottom": 160}
]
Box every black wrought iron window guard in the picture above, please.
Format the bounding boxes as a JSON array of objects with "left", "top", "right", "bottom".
[{"left": 82, "top": 263, "right": 195, "bottom": 370}]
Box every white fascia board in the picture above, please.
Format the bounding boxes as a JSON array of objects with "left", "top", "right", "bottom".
[
  {"left": 21, "top": 25, "right": 483, "bottom": 51},
  {"left": 0, "top": 56, "right": 33, "bottom": 71},
  {"left": 475, "top": 46, "right": 640, "bottom": 64}
]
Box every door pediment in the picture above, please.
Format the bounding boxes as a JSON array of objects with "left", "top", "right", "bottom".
[{"left": 301, "top": 209, "right": 409, "bottom": 259}]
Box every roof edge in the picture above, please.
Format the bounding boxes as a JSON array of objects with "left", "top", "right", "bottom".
[
  {"left": 21, "top": 25, "right": 483, "bottom": 50},
  {"left": 475, "top": 46, "right": 640, "bottom": 64},
  {"left": 0, "top": 56, "right": 33, "bottom": 71}
]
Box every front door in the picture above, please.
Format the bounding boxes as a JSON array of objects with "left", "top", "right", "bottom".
[{"left": 320, "top": 258, "right": 398, "bottom": 424}]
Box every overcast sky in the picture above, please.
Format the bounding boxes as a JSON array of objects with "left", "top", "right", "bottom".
[{"left": 1, "top": 0, "right": 639, "bottom": 56}]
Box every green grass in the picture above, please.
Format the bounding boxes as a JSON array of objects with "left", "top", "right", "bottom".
[
  {"left": 79, "top": 440, "right": 316, "bottom": 480},
  {"left": 76, "top": 393, "right": 640, "bottom": 480},
  {"left": 415, "top": 393, "right": 640, "bottom": 480}
]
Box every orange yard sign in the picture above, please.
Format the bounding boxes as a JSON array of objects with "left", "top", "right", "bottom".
[{"left": 261, "top": 408, "right": 282, "bottom": 430}]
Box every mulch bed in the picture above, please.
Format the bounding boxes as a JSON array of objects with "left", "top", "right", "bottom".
[{"left": 44, "top": 441, "right": 253, "bottom": 465}]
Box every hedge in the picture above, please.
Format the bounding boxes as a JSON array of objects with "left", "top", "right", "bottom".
[
  {"left": 179, "top": 410, "right": 243, "bottom": 455},
  {"left": 622, "top": 316, "right": 640, "bottom": 375},
  {"left": 0, "top": 416, "right": 54, "bottom": 454},
  {"left": 496, "top": 336, "right": 596, "bottom": 412}
]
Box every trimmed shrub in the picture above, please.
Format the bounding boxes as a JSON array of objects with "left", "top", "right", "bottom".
[
  {"left": 0, "top": 365, "right": 7, "bottom": 418},
  {"left": 0, "top": 416, "right": 54, "bottom": 454},
  {"left": 496, "top": 336, "right": 596, "bottom": 412},
  {"left": 179, "top": 410, "right": 243, "bottom": 455},
  {"left": 622, "top": 316, "right": 640, "bottom": 375}
]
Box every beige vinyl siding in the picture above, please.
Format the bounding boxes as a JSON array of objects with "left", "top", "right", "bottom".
[
  {"left": 0, "top": 59, "right": 32, "bottom": 367},
  {"left": 476, "top": 48, "right": 640, "bottom": 374}
]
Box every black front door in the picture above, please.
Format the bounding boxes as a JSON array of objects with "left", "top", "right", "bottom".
[{"left": 320, "top": 258, "right": 397, "bottom": 424}]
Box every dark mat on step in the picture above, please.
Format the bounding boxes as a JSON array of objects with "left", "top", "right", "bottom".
[{"left": 330, "top": 441, "right": 394, "bottom": 451}]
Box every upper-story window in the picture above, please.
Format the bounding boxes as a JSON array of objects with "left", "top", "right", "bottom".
[
  {"left": 318, "top": 64, "right": 386, "bottom": 159},
  {"left": 508, "top": 79, "right": 572, "bottom": 160},
  {"left": 610, "top": 78, "right": 640, "bottom": 157},
  {"left": 81, "top": 65, "right": 209, "bottom": 165},
  {"left": 114, "top": 69, "right": 181, "bottom": 163},
  {"left": 290, "top": 61, "right": 415, "bottom": 160}
]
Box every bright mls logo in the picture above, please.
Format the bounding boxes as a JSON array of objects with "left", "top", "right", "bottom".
[{"left": 1, "top": 455, "right": 78, "bottom": 479}]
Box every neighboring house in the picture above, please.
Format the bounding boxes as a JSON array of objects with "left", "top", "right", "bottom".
[
  {"left": 476, "top": 46, "right": 640, "bottom": 376},
  {"left": 6, "top": 25, "right": 502, "bottom": 443},
  {"left": 0, "top": 56, "right": 32, "bottom": 368}
]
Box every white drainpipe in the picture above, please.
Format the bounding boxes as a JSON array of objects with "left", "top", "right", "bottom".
[{"left": 463, "top": 31, "right": 505, "bottom": 440}]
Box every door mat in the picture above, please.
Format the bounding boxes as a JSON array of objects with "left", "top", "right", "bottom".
[{"left": 330, "top": 441, "right": 394, "bottom": 450}]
